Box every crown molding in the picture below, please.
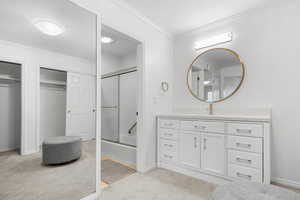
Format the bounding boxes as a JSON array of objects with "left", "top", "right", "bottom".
[
  {"left": 175, "top": 1, "right": 288, "bottom": 39},
  {"left": 109, "top": 0, "right": 173, "bottom": 39}
]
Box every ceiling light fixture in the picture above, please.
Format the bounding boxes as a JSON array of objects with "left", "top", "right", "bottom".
[
  {"left": 194, "top": 32, "right": 232, "bottom": 50},
  {"left": 34, "top": 20, "right": 64, "bottom": 36},
  {"left": 101, "top": 36, "right": 114, "bottom": 44}
]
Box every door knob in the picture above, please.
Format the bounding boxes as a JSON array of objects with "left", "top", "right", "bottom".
[{"left": 67, "top": 110, "right": 71, "bottom": 113}]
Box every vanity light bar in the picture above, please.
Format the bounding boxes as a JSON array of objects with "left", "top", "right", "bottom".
[{"left": 194, "top": 32, "right": 232, "bottom": 50}]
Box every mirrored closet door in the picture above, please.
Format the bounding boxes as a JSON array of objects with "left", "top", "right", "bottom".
[
  {"left": 0, "top": 0, "right": 98, "bottom": 199},
  {"left": 100, "top": 24, "right": 143, "bottom": 187}
]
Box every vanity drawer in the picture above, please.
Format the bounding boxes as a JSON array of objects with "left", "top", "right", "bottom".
[
  {"left": 228, "top": 164, "right": 262, "bottom": 183},
  {"left": 227, "top": 123, "right": 263, "bottom": 137},
  {"left": 159, "top": 128, "right": 178, "bottom": 140},
  {"left": 160, "top": 151, "right": 178, "bottom": 162},
  {"left": 159, "top": 119, "right": 179, "bottom": 129},
  {"left": 227, "top": 136, "right": 262, "bottom": 153},
  {"left": 160, "top": 139, "right": 178, "bottom": 153},
  {"left": 181, "top": 121, "right": 224, "bottom": 133},
  {"left": 228, "top": 150, "right": 262, "bottom": 169}
]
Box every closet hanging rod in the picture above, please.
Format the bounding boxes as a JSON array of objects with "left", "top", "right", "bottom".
[
  {"left": 102, "top": 66, "right": 137, "bottom": 79},
  {"left": 0, "top": 75, "right": 20, "bottom": 82},
  {"left": 40, "top": 80, "right": 66, "bottom": 86}
]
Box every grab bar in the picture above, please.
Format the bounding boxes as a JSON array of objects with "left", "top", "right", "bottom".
[{"left": 128, "top": 122, "right": 137, "bottom": 134}]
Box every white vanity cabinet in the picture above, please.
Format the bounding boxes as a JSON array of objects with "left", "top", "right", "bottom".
[
  {"left": 201, "top": 133, "right": 225, "bottom": 175},
  {"left": 179, "top": 131, "right": 201, "bottom": 168},
  {"left": 157, "top": 114, "right": 271, "bottom": 185}
]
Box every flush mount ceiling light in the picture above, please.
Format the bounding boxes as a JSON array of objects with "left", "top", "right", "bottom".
[
  {"left": 194, "top": 32, "right": 232, "bottom": 50},
  {"left": 101, "top": 36, "right": 114, "bottom": 44},
  {"left": 34, "top": 20, "right": 64, "bottom": 36}
]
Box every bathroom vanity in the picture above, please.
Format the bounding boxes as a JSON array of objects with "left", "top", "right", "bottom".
[{"left": 157, "top": 114, "right": 271, "bottom": 185}]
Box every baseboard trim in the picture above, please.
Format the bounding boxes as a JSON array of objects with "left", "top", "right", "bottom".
[
  {"left": 159, "top": 162, "right": 230, "bottom": 186},
  {"left": 272, "top": 177, "right": 300, "bottom": 189},
  {"left": 141, "top": 162, "right": 157, "bottom": 173},
  {"left": 22, "top": 149, "right": 38, "bottom": 155},
  {"left": 0, "top": 147, "right": 18, "bottom": 153},
  {"left": 80, "top": 193, "right": 98, "bottom": 200}
]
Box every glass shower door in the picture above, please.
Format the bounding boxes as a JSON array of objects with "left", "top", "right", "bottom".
[
  {"left": 119, "top": 71, "right": 137, "bottom": 146},
  {"left": 101, "top": 76, "right": 119, "bottom": 142}
]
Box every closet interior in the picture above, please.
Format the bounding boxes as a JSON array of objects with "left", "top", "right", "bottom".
[
  {"left": 0, "top": 61, "right": 21, "bottom": 153},
  {"left": 40, "top": 68, "right": 67, "bottom": 144}
]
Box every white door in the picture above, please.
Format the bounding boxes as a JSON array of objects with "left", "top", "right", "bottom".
[
  {"left": 101, "top": 76, "right": 119, "bottom": 142},
  {"left": 179, "top": 132, "right": 201, "bottom": 169},
  {"left": 119, "top": 72, "right": 137, "bottom": 146},
  {"left": 201, "top": 133, "right": 225, "bottom": 175},
  {"left": 66, "top": 72, "right": 95, "bottom": 140}
]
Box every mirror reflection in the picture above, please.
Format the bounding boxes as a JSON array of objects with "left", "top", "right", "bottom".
[
  {"left": 100, "top": 24, "right": 141, "bottom": 187},
  {"left": 187, "top": 48, "right": 244, "bottom": 103},
  {"left": 0, "top": 0, "right": 97, "bottom": 199}
]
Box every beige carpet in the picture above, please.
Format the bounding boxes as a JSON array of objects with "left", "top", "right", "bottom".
[
  {"left": 100, "top": 168, "right": 300, "bottom": 200},
  {"left": 100, "top": 168, "right": 217, "bottom": 200},
  {"left": 101, "top": 159, "right": 136, "bottom": 184},
  {"left": 0, "top": 140, "right": 96, "bottom": 200}
]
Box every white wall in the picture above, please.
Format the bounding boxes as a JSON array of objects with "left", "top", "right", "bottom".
[
  {"left": 121, "top": 51, "right": 137, "bottom": 68},
  {"left": 101, "top": 52, "right": 122, "bottom": 74},
  {"left": 173, "top": 0, "right": 300, "bottom": 185},
  {"left": 71, "top": 0, "right": 173, "bottom": 172},
  {"left": 0, "top": 39, "right": 95, "bottom": 154},
  {"left": 101, "top": 51, "right": 137, "bottom": 75}
]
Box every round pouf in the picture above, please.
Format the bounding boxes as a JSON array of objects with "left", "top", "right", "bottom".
[
  {"left": 42, "top": 136, "right": 82, "bottom": 165},
  {"left": 211, "top": 181, "right": 300, "bottom": 200}
]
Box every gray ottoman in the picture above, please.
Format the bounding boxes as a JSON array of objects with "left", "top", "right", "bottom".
[
  {"left": 211, "top": 181, "right": 300, "bottom": 200},
  {"left": 42, "top": 136, "right": 82, "bottom": 165}
]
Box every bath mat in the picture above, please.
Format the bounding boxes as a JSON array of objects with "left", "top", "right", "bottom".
[{"left": 101, "top": 159, "right": 136, "bottom": 184}]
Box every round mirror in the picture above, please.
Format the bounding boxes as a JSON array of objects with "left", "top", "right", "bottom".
[{"left": 187, "top": 48, "right": 245, "bottom": 103}]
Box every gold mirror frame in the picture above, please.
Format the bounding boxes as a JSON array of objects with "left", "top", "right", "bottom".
[{"left": 186, "top": 48, "right": 245, "bottom": 104}]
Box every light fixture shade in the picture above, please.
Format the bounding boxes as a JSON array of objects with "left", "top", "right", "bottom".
[
  {"left": 34, "top": 20, "right": 64, "bottom": 36},
  {"left": 194, "top": 32, "right": 232, "bottom": 50},
  {"left": 101, "top": 36, "right": 114, "bottom": 44}
]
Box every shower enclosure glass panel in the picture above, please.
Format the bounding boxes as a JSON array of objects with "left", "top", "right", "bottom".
[
  {"left": 101, "top": 70, "right": 137, "bottom": 147},
  {"left": 101, "top": 76, "right": 119, "bottom": 142},
  {"left": 119, "top": 72, "right": 137, "bottom": 146}
]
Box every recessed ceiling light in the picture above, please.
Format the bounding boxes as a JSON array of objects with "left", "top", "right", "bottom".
[
  {"left": 101, "top": 36, "right": 114, "bottom": 44},
  {"left": 34, "top": 20, "right": 64, "bottom": 36}
]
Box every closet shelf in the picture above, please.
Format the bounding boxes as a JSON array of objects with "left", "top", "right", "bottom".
[
  {"left": 0, "top": 75, "right": 20, "bottom": 83},
  {"left": 40, "top": 80, "right": 66, "bottom": 86}
]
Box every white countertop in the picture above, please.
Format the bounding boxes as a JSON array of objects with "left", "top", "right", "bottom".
[{"left": 157, "top": 113, "right": 271, "bottom": 122}]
